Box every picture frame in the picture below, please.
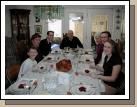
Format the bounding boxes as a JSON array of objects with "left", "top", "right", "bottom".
[{"left": 35, "top": 25, "right": 42, "bottom": 34}]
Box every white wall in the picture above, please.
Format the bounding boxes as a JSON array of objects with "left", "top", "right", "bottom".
[{"left": 5, "top": 5, "right": 124, "bottom": 42}]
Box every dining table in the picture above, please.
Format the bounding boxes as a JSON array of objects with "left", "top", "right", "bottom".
[{"left": 6, "top": 48, "right": 106, "bottom": 95}]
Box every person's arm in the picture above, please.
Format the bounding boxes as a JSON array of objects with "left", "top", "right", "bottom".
[
  {"left": 95, "top": 45, "right": 104, "bottom": 65},
  {"left": 89, "top": 64, "right": 104, "bottom": 72},
  {"left": 60, "top": 38, "right": 66, "bottom": 49},
  {"left": 95, "top": 52, "right": 102, "bottom": 65},
  {"left": 76, "top": 37, "right": 83, "bottom": 48},
  {"left": 17, "top": 61, "right": 31, "bottom": 79},
  {"left": 39, "top": 40, "right": 49, "bottom": 56},
  {"left": 98, "top": 65, "right": 121, "bottom": 82}
]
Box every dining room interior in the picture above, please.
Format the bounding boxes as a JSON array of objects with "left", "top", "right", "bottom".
[{"left": 4, "top": 4, "right": 126, "bottom": 96}]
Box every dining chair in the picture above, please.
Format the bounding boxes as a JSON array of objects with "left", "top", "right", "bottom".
[
  {"left": 115, "top": 39, "right": 124, "bottom": 57},
  {"left": 6, "top": 64, "right": 21, "bottom": 85}
]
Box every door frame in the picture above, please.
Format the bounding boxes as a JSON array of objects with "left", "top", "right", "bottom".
[{"left": 63, "top": 8, "right": 87, "bottom": 48}]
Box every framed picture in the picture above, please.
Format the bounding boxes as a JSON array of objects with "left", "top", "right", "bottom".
[
  {"left": 35, "top": 17, "right": 40, "bottom": 22},
  {"left": 35, "top": 25, "right": 42, "bottom": 34}
]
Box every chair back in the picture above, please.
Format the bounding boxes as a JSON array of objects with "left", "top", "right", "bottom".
[
  {"left": 115, "top": 39, "right": 123, "bottom": 56},
  {"left": 6, "top": 64, "right": 21, "bottom": 84}
]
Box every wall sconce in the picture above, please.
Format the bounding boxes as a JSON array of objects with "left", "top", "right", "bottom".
[
  {"left": 35, "top": 17, "right": 40, "bottom": 22},
  {"left": 116, "top": 26, "right": 120, "bottom": 30},
  {"left": 116, "top": 20, "right": 120, "bottom": 24}
]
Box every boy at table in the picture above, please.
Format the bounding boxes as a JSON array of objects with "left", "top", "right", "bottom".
[{"left": 17, "top": 47, "right": 38, "bottom": 79}]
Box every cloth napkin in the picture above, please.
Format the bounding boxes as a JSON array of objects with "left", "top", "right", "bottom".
[{"left": 57, "top": 72, "right": 70, "bottom": 86}]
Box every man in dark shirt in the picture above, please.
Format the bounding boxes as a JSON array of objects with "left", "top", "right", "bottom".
[
  {"left": 60, "top": 30, "right": 83, "bottom": 49},
  {"left": 39, "top": 31, "right": 54, "bottom": 57}
]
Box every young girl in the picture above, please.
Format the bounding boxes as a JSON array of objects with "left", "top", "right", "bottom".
[{"left": 17, "top": 47, "right": 38, "bottom": 79}]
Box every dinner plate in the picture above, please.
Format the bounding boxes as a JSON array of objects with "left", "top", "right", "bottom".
[
  {"left": 70, "top": 84, "right": 97, "bottom": 95},
  {"left": 52, "top": 84, "right": 69, "bottom": 95},
  {"left": 51, "top": 50, "right": 61, "bottom": 54},
  {"left": 80, "top": 55, "right": 94, "bottom": 63},
  {"left": 70, "top": 74, "right": 97, "bottom": 87},
  {"left": 9, "top": 78, "right": 38, "bottom": 95}
]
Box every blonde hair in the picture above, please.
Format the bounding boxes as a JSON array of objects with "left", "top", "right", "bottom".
[{"left": 94, "top": 32, "right": 101, "bottom": 38}]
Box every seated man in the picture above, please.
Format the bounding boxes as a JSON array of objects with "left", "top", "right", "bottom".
[
  {"left": 39, "top": 31, "right": 54, "bottom": 57},
  {"left": 60, "top": 30, "right": 83, "bottom": 49}
]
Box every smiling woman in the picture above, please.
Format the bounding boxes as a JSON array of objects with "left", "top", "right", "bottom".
[{"left": 97, "top": 40, "right": 125, "bottom": 94}]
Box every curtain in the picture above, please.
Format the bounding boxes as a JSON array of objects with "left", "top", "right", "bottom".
[{"left": 34, "top": 5, "right": 64, "bottom": 20}]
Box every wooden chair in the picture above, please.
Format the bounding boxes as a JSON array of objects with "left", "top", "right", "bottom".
[
  {"left": 5, "top": 37, "right": 17, "bottom": 68},
  {"left": 6, "top": 64, "right": 21, "bottom": 85},
  {"left": 115, "top": 39, "right": 124, "bottom": 57}
]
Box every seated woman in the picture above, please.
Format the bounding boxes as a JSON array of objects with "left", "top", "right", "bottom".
[
  {"left": 91, "top": 40, "right": 125, "bottom": 94},
  {"left": 94, "top": 32, "right": 104, "bottom": 64},
  {"left": 20, "top": 33, "right": 43, "bottom": 63}
]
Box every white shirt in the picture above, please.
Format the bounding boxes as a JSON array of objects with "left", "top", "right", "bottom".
[{"left": 17, "top": 58, "right": 37, "bottom": 79}]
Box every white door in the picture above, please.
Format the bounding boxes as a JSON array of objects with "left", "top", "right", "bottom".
[{"left": 64, "top": 9, "right": 87, "bottom": 48}]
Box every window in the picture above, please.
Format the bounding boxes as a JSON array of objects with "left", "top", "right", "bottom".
[{"left": 48, "top": 19, "right": 62, "bottom": 37}]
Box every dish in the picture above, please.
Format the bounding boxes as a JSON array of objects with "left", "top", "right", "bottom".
[
  {"left": 9, "top": 79, "right": 38, "bottom": 95},
  {"left": 71, "top": 74, "right": 96, "bottom": 87},
  {"left": 85, "top": 69, "right": 90, "bottom": 73},
  {"left": 45, "top": 55, "right": 55, "bottom": 62},
  {"left": 52, "top": 84, "right": 69, "bottom": 95},
  {"left": 70, "top": 84, "right": 97, "bottom": 95},
  {"left": 47, "top": 57, "right": 52, "bottom": 60},
  {"left": 80, "top": 55, "right": 94, "bottom": 63},
  {"left": 32, "top": 64, "right": 48, "bottom": 73},
  {"left": 56, "top": 59, "right": 72, "bottom": 72}
]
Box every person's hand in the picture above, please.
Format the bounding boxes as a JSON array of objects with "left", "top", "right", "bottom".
[
  {"left": 95, "top": 70, "right": 104, "bottom": 75},
  {"left": 90, "top": 71, "right": 103, "bottom": 79},
  {"left": 96, "top": 74, "right": 102, "bottom": 79},
  {"left": 96, "top": 65, "right": 104, "bottom": 72},
  {"left": 90, "top": 72, "right": 99, "bottom": 79},
  {"left": 89, "top": 64, "right": 96, "bottom": 69}
]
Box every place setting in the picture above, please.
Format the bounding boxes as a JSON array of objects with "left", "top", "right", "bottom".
[
  {"left": 68, "top": 73, "right": 99, "bottom": 95},
  {"left": 6, "top": 78, "right": 38, "bottom": 95},
  {"left": 69, "top": 83, "right": 98, "bottom": 95}
]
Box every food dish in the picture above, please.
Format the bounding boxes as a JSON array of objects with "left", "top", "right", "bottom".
[
  {"left": 8, "top": 78, "right": 38, "bottom": 95},
  {"left": 70, "top": 74, "right": 97, "bottom": 87},
  {"left": 70, "top": 84, "right": 97, "bottom": 95},
  {"left": 56, "top": 59, "right": 72, "bottom": 72}
]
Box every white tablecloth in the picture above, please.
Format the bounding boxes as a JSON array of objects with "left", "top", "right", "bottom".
[{"left": 6, "top": 48, "right": 105, "bottom": 95}]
